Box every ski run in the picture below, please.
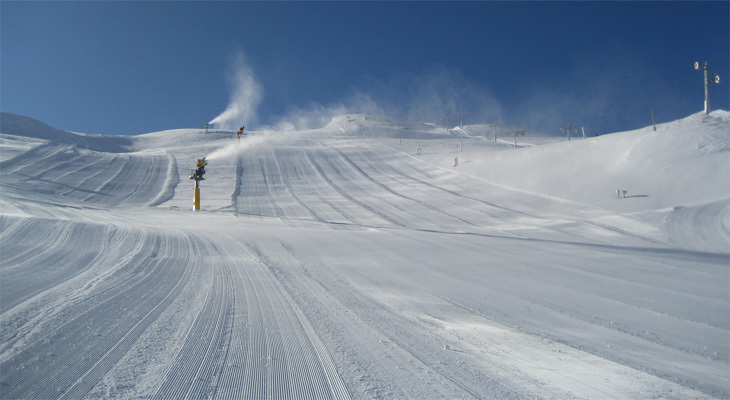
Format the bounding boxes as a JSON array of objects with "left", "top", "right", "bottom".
[{"left": 1, "top": 110, "right": 728, "bottom": 399}]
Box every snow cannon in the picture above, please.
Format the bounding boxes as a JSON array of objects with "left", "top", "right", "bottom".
[{"left": 189, "top": 157, "right": 207, "bottom": 211}]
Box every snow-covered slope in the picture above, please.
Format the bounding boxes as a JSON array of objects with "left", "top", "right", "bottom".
[
  {"left": 0, "top": 112, "right": 133, "bottom": 153},
  {"left": 1, "top": 111, "right": 728, "bottom": 399},
  {"left": 456, "top": 111, "right": 730, "bottom": 212}
]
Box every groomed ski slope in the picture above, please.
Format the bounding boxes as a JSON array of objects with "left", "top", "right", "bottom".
[{"left": 0, "top": 111, "right": 728, "bottom": 399}]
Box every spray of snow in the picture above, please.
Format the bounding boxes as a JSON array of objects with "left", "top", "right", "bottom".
[
  {"left": 208, "top": 50, "right": 263, "bottom": 131},
  {"left": 205, "top": 134, "right": 270, "bottom": 162},
  {"left": 263, "top": 66, "right": 504, "bottom": 131}
]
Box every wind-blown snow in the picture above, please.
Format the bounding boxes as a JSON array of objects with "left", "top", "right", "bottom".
[
  {"left": 208, "top": 51, "right": 263, "bottom": 131},
  {"left": 1, "top": 111, "right": 728, "bottom": 399}
]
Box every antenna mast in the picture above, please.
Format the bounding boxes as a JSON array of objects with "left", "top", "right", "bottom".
[{"left": 694, "top": 61, "right": 721, "bottom": 114}]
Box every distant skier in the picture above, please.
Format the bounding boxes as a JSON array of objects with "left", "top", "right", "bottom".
[{"left": 205, "top": 123, "right": 209, "bottom": 134}]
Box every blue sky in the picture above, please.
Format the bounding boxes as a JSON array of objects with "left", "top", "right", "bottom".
[{"left": 2, "top": 1, "right": 728, "bottom": 136}]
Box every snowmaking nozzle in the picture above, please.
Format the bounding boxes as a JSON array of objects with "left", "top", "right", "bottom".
[{"left": 190, "top": 157, "right": 207, "bottom": 181}]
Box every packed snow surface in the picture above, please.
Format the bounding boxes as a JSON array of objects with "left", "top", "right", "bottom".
[{"left": 1, "top": 110, "right": 728, "bottom": 399}]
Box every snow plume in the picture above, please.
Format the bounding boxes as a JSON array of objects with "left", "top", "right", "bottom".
[
  {"left": 209, "top": 50, "right": 263, "bottom": 130},
  {"left": 268, "top": 92, "right": 384, "bottom": 131},
  {"left": 205, "top": 133, "right": 270, "bottom": 162},
  {"left": 267, "top": 66, "right": 503, "bottom": 131},
  {"left": 507, "top": 58, "right": 701, "bottom": 136},
  {"left": 341, "top": 66, "right": 504, "bottom": 126},
  {"left": 397, "top": 67, "right": 503, "bottom": 126}
]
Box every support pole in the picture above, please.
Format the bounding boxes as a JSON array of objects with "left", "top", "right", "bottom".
[
  {"left": 695, "top": 61, "right": 721, "bottom": 115},
  {"left": 193, "top": 185, "right": 200, "bottom": 211},
  {"left": 190, "top": 157, "right": 207, "bottom": 211},
  {"left": 513, "top": 130, "right": 525, "bottom": 148},
  {"left": 561, "top": 124, "right": 578, "bottom": 141},
  {"left": 704, "top": 64, "right": 710, "bottom": 114}
]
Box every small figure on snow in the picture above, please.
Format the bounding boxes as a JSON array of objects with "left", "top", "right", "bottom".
[{"left": 237, "top": 125, "right": 245, "bottom": 142}]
